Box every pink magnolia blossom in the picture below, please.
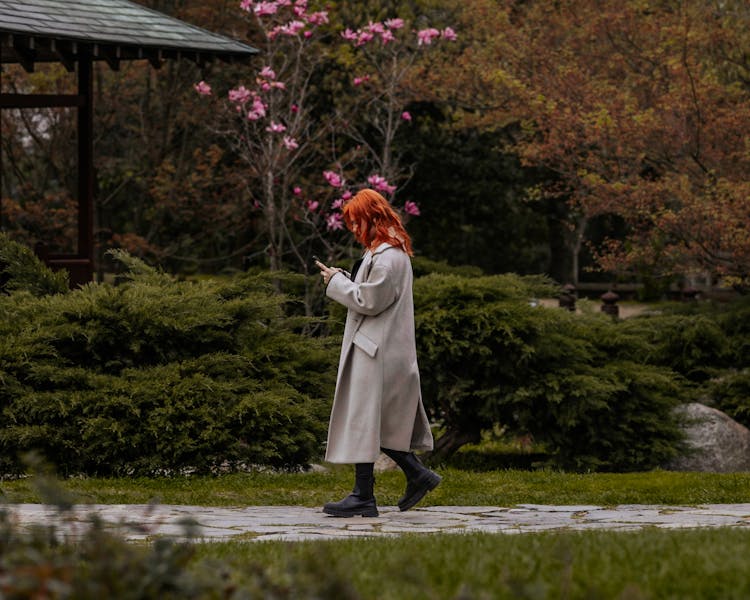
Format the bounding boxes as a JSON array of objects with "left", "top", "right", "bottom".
[
  {"left": 305, "top": 11, "right": 328, "bottom": 25},
  {"left": 441, "top": 27, "right": 457, "bottom": 41},
  {"left": 341, "top": 190, "right": 353, "bottom": 201},
  {"left": 417, "top": 28, "right": 440, "bottom": 46},
  {"left": 283, "top": 20, "right": 306, "bottom": 35},
  {"left": 401, "top": 111, "right": 412, "bottom": 121},
  {"left": 259, "top": 66, "right": 276, "bottom": 80},
  {"left": 247, "top": 97, "right": 267, "bottom": 120},
  {"left": 341, "top": 28, "right": 358, "bottom": 41},
  {"left": 240, "top": 0, "right": 253, "bottom": 11},
  {"left": 293, "top": 186, "right": 302, "bottom": 196},
  {"left": 266, "top": 121, "right": 287, "bottom": 133},
  {"left": 228, "top": 85, "right": 251, "bottom": 104},
  {"left": 323, "top": 170, "right": 343, "bottom": 187},
  {"left": 291, "top": 104, "right": 299, "bottom": 113},
  {"left": 380, "top": 30, "right": 395, "bottom": 44},
  {"left": 385, "top": 18, "right": 404, "bottom": 30},
  {"left": 366, "top": 21, "right": 385, "bottom": 34},
  {"left": 261, "top": 82, "right": 271, "bottom": 91},
  {"left": 367, "top": 174, "right": 396, "bottom": 194},
  {"left": 254, "top": 1, "right": 279, "bottom": 17},
  {"left": 331, "top": 198, "right": 344, "bottom": 210},
  {"left": 306, "top": 199, "right": 319, "bottom": 211},
  {"left": 403, "top": 201, "right": 420, "bottom": 216},
  {"left": 353, "top": 75, "right": 370, "bottom": 86},
  {"left": 283, "top": 135, "right": 299, "bottom": 149},
  {"left": 303, "top": 30, "right": 313, "bottom": 38},
  {"left": 356, "top": 31, "right": 375, "bottom": 46},
  {"left": 194, "top": 80, "right": 212, "bottom": 95},
  {"left": 326, "top": 213, "right": 344, "bottom": 230}
]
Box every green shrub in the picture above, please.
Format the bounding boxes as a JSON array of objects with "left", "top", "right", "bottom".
[
  {"left": 617, "top": 314, "right": 731, "bottom": 382},
  {"left": 0, "top": 253, "right": 335, "bottom": 475},
  {"left": 0, "top": 234, "right": 69, "bottom": 296},
  {"left": 414, "top": 273, "right": 685, "bottom": 471},
  {"left": 707, "top": 369, "right": 750, "bottom": 429}
]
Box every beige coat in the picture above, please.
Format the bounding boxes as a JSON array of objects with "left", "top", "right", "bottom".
[{"left": 324, "top": 242, "right": 434, "bottom": 463}]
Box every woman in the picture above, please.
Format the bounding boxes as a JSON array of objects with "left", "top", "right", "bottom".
[{"left": 315, "top": 188, "right": 441, "bottom": 517}]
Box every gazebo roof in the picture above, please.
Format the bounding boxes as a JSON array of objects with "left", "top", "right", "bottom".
[{"left": 0, "top": 0, "right": 258, "bottom": 70}]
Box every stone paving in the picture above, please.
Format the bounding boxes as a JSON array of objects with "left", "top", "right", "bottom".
[{"left": 3, "top": 503, "right": 750, "bottom": 542}]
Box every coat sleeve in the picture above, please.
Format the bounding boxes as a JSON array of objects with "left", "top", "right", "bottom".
[{"left": 326, "top": 263, "right": 397, "bottom": 316}]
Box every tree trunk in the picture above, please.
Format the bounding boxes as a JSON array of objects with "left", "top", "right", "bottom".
[{"left": 422, "top": 427, "right": 481, "bottom": 465}]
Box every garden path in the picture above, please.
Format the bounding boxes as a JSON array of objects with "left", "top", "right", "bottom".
[{"left": 4, "top": 503, "right": 750, "bottom": 542}]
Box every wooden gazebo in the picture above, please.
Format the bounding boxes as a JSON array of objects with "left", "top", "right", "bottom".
[{"left": 0, "top": 0, "right": 257, "bottom": 285}]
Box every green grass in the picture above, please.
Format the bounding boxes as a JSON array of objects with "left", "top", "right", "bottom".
[
  {"left": 3, "top": 468, "right": 750, "bottom": 507},
  {"left": 192, "top": 528, "right": 750, "bottom": 599}
]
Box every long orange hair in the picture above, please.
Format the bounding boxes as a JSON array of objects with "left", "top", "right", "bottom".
[{"left": 342, "top": 189, "right": 413, "bottom": 256}]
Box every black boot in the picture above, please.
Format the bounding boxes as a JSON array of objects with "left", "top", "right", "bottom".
[
  {"left": 323, "top": 463, "right": 379, "bottom": 517},
  {"left": 381, "top": 448, "right": 442, "bottom": 511}
]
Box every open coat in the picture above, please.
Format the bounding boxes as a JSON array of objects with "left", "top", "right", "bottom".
[{"left": 324, "top": 242, "right": 434, "bottom": 463}]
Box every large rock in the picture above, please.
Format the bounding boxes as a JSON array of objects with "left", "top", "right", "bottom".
[{"left": 666, "top": 402, "right": 750, "bottom": 472}]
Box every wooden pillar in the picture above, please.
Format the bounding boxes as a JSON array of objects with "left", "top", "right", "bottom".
[{"left": 76, "top": 52, "right": 94, "bottom": 283}]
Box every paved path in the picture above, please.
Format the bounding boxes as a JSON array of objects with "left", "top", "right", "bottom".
[{"left": 4, "top": 503, "right": 750, "bottom": 542}]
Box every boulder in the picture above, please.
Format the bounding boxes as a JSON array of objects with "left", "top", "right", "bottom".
[{"left": 666, "top": 402, "right": 750, "bottom": 472}]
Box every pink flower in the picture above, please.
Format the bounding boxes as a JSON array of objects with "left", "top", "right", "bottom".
[
  {"left": 228, "top": 85, "right": 251, "bottom": 104},
  {"left": 401, "top": 111, "right": 412, "bottom": 121},
  {"left": 194, "top": 80, "right": 212, "bottom": 95},
  {"left": 367, "top": 174, "right": 396, "bottom": 194},
  {"left": 366, "top": 21, "right": 385, "bottom": 34},
  {"left": 305, "top": 11, "right": 328, "bottom": 25},
  {"left": 254, "top": 1, "right": 279, "bottom": 17},
  {"left": 326, "top": 213, "right": 344, "bottom": 231},
  {"left": 276, "top": 0, "right": 291, "bottom": 5},
  {"left": 275, "top": 20, "right": 306, "bottom": 36},
  {"left": 293, "top": 186, "right": 302, "bottom": 196},
  {"left": 331, "top": 198, "right": 344, "bottom": 209},
  {"left": 283, "top": 135, "right": 299, "bottom": 149},
  {"left": 403, "top": 201, "right": 420, "bottom": 216},
  {"left": 417, "top": 28, "right": 440, "bottom": 46},
  {"left": 304, "top": 30, "right": 313, "bottom": 38},
  {"left": 266, "top": 121, "right": 287, "bottom": 133},
  {"left": 353, "top": 75, "right": 370, "bottom": 86},
  {"left": 291, "top": 104, "right": 299, "bottom": 113},
  {"left": 247, "top": 97, "right": 267, "bottom": 120},
  {"left": 259, "top": 66, "right": 276, "bottom": 80},
  {"left": 385, "top": 18, "right": 404, "bottom": 29},
  {"left": 441, "top": 27, "right": 457, "bottom": 41},
  {"left": 341, "top": 190, "right": 353, "bottom": 200},
  {"left": 323, "top": 170, "right": 343, "bottom": 187},
  {"left": 341, "top": 28, "right": 358, "bottom": 41},
  {"left": 306, "top": 199, "right": 319, "bottom": 211},
  {"left": 380, "top": 30, "right": 395, "bottom": 44},
  {"left": 240, "top": 0, "right": 253, "bottom": 11},
  {"left": 356, "top": 31, "right": 375, "bottom": 46}
]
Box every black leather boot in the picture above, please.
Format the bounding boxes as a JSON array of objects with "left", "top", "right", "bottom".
[
  {"left": 323, "top": 463, "right": 379, "bottom": 517},
  {"left": 381, "top": 448, "right": 442, "bottom": 511}
]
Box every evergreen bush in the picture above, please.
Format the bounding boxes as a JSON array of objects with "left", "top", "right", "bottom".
[
  {"left": 0, "top": 252, "right": 335, "bottom": 475},
  {"left": 0, "top": 233, "right": 69, "bottom": 296},
  {"left": 707, "top": 369, "right": 750, "bottom": 429},
  {"left": 413, "top": 273, "right": 685, "bottom": 471}
]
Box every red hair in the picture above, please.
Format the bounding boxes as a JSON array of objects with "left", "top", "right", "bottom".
[{"left": 342, "top": 189, "right": 413, "bottom": 256}]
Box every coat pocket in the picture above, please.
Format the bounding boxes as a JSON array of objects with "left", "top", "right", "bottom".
[{"left": 353, "top": 330, "right": 378, "bottom": 358}]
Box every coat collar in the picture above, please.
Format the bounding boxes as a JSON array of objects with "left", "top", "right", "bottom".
[{"left": 368, "top": 242, "right": 393, "bottom": 256}]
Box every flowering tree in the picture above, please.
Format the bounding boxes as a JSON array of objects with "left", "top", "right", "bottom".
[{"left": 194, "top": 0, "right": 455, "bottom": 304}]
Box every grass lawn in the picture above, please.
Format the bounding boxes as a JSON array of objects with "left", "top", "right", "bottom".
[
  {"left": 192, "top": 528, "right": 750, "bottom": 599},
  {"left": 2, "top": 467, "right": 750, "bottom": 507}
]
